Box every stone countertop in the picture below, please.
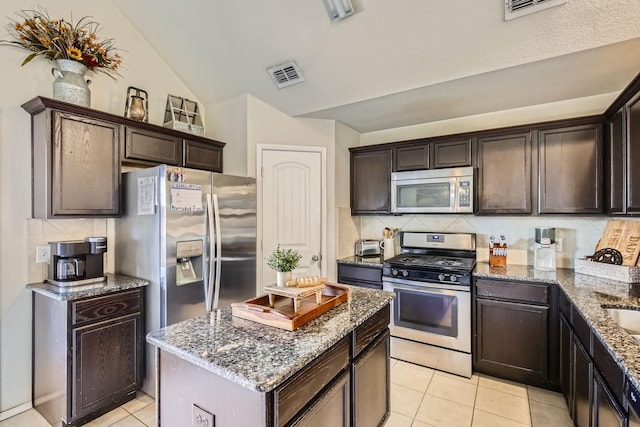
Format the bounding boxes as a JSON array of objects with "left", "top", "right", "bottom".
[
  {"left": 27, "top": 273, "right": 149, "bottom": 301},
  {"left": 473, "top": 262, "right": 640, "bottom": 392},
  {"left": 147, "top": 285, "right": 394, "bottom": 393},
  {"left": 337, "top": 255, "right": 385, "bottom": 267}
]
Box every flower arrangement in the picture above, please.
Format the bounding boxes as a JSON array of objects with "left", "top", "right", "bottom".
[
  {"left": 265, "top": 245, "right": 302, "bottom": 272},
  {"left": 1, "top": 8, "right": 122, "bottom": 79}
]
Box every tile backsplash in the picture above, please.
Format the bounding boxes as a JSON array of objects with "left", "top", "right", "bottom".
[
  {"left": 26, "top": 218, "right": 115, "bottom": 283},
  {"left": 339, "top": 214, "right": 637, "bottom": 268}
]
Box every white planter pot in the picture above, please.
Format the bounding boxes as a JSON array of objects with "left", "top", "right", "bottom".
[{"left": 276, "top": 271, "right": 292, "bottom": 287}]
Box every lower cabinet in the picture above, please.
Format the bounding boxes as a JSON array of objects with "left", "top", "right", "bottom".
[
  {"left": 33, "top": 288, "right": 144, "bottom": 426},
  {"left": 573, "top": 336, "right": 593, "bottom": 427},
  {"left": 290, "top": 372, "right": 351, "bottom": 427},
  {"left": 473, "top": 279, "right": 556, "bottom": 388},
  {"left": 593, "top": 370, "right": 626, "bottom": 427},
  {"left": 353, "top": 330, "right": 390, "bottom": 427}
]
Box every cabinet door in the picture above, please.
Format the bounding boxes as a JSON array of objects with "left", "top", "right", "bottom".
[
  {"left": 50, "top": 112, "right": 120, "bottom": 217},
  {"left": 184, "top": 139, "right": 223, "bottom": 172},
  {"left": 626, "top": 92, "right": 640, "bottom": 212},
  {"left": 559, "top": 314, "right": 573, "bottom": 408},
  {"left": 607, "top": 109, "right": 626, "bottom": 214},
  {"left": 475, "top": 299, "right": 549, "bottom": 384},
  {"left": 432, "top": 139, "right": 472, "bottom": 168},
  {"left": 572, "top": 337, "right": 593, "bottom": 427},
  {"left": 593, "top": 370, "right": 626, "bottom": 427},
  {"left": 476, "top": 132, "right": 532, "bottom": 214},
  {"left": 538, "top": 123, "right": 603, "bottom": 214},
  {"left": 353, "top": 330, "right": 390, "bottom": 427},
  {"left": 124, "top": 126, "right": 182, "bottom": 166},
  {"left": 350, "top": 149, "right": 392, "bottom": 214},
  {"left": 71, "top": 313, "right": 142, "bottom": 419},
  {"left": 290, "top": 371, "right": 350, "bottom": 427},
  {"left": 394, "top": 144, "right": 429, "bottom": 171}
]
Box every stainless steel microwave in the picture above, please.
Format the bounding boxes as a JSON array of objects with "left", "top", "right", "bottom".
[{"left": 391, "top": 167, "right": 474, "bottom": 214}]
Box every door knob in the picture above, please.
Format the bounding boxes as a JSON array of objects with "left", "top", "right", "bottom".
[{"left": 311, "top": 254, "right": 320, "bottom": 262}]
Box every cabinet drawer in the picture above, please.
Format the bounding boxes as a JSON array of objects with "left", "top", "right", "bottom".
[
  {"left": 184, "top": 140, "right": 223, "bottom": 172},
  {"left": 71, "top": 289, "right": 142, "bottom": 327},
  {"left": 124, "top": 126, "right": 182, "bottom": 165},
  {"left": 572, "top": 308, "right": 592, "bottom": 353},
  {"left": 274, "top": 336, "right": 350, "bottom": 427},
  {"left": 475, "top": 279, "right": 549, "bottom": 305},
  {"left": 337, "top": 264, "right": 382, "bottom": 285},
  {"left": 352, "top": 305, "right": 390, "bottom": 357}
]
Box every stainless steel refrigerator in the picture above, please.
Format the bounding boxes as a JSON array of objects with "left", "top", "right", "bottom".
[{"left": 115, "top": 164, "right": 256, "bottom": 395}]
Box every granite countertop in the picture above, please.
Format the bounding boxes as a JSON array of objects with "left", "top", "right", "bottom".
[
  {"left": 473, "top": 262, "right": 640, "bottom": 391},
  {"left": 27, "top": 273, "right": 149, "bottom": 301},
  {"left": 337, "top": 255, "right": 385, "bottom": 266},
  {"left": 147, "top": 285, "right": 394, "bottom": 393}
]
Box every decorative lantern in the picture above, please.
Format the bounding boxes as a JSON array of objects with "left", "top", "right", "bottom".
[{"left": 124, "top": 86, "right": 149, "bottom": 122}]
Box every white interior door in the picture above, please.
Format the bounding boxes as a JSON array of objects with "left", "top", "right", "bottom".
[{"left": 260, "top": 146, "right": 325, "bottom": 287}]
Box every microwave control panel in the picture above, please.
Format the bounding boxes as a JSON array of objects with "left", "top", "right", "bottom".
[{"left": 458, "top": 180, "right": 471, "bottom": 208}]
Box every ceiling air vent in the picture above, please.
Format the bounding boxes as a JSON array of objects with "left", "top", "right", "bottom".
[
  {"left": 505, "top": 0, "right": 567, "bottom": 21},
  {"left": 267, "top": 61, "right": 305, "bottom": 89}
]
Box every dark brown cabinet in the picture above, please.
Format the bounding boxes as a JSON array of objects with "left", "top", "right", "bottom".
[
  {"left": 593, "top": 370, "right": 626, "bottom": 427},
  {"left": 538, "top": 123, "right": 604, "bottom": 214},
  {"left": 394, "top": 144, "right": 429, "bottom": 171},
  {"left": 184, "top": 139, "right": 223, "bottom": 172},
  {"left": 572, "top": 336, "right": 592, "bottom": 427},
  {"left": 24, "top": 103, "right": 121, "bottom": 218},
  {"left": 432, "top": 138, "right": 472, "bottom": 169},
  {"left": 606, "top": 108, "right": 626, "bottom": 214},
  {"left": 476, "top": 132, "right": 532, "bottom": 214},
  {"left": 337, "top": 261, "right": 383, "bottom": 290},
  {"left": 123, "top": 126, "right": 182, "bottom": 166},
  {"left": 626, "top": 92, "right": 640, "bottom": 213},
  {"left": 290, "top": 372, "right": 351, "bottom": 427},
  {"left": 350, "top": 148, "right": 392, "bottom": 214},
  {"left": 352, "top": 330, "right": 390, "bottom": 427},
  {"left": 474, "top": 279, "right": 557, "bottom": 388},
  {"left": 33, "top": 288, "right": 144, "bottom": 426}
]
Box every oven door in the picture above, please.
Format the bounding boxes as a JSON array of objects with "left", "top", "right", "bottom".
[{"left": 383, "top": 277, "right": 471, "bottom": 353}]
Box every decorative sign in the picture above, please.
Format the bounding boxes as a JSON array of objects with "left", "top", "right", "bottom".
[{"left": 170, "top": 183, "right": 203, "bottom": 211}]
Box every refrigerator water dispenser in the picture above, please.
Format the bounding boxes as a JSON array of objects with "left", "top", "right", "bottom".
[{"left": 176, "top": 240, "right": 204, "bottom": 286}]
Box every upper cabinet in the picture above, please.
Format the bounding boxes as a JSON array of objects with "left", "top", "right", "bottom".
[
  {"left": 538, "top": 122, "right": 603, "bottom": 214},
  {"left": 25, "top": 101, "right": 121, "bottom": 218},
  {"left": 394, "top": 143, "right": 429, "bottom": 171},
  {"left": 22, "top": 96, "right": 226, "bottom": 218},
  {"left": 350, "top": 147, "right": 392, "bottom": 215},
  {"left": 392, "top": 138, "right": 471, "bottom": 171},
  {"left": 476, "top": 131, "right": 532, "bottom": 214},
  {"left": 431, "top": 139, "right": 472, "bottom": 169}
]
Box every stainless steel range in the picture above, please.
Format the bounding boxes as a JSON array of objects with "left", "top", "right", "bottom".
[{"left": 383, "top": 231, "right": 476, "bottom": 378}]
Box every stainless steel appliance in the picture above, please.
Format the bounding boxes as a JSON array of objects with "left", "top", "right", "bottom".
[
  {"left": 383, "top": 231, "right": 476, "bottom": 378},
  {"left": 47, "top": 237, "right": 107, "bottom": 286},
  {"left": 391, "top": 167, "right": 473, "bottom": 214},
  {"left": 115, "top": 164, "right": 257, "bottom": 395},
  {"left": 628, "top": 381, "right": 640, "bottom": 427},
  {"left": 355, "top": 239, "right": 382, "bottom": 257}
]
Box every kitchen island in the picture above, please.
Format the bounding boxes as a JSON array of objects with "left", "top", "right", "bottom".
[{"left": 147, "top": 284, "right": 394, "bottom": 427}]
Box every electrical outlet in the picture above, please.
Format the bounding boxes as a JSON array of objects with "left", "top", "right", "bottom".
[
  {"left": 192, "top": 404, "right": 214, "bottom": 427},
  {"left": 36, "top": 245, "right": 51, "bottom": 263},
  {"left": 555, "top": 238, "right": 563, "bottom": 252}
]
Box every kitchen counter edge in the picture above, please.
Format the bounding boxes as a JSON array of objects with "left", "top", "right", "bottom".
[
  {"left": 26, "top": 273, "right": 150, "bottom": 301},
  {"left": 473, "top": 262, "right": 640, "bottom": 392}
]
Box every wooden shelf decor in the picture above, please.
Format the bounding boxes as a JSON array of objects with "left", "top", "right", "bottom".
[{"left": 163, "top": 94, "right": 204, "bottom": 136}]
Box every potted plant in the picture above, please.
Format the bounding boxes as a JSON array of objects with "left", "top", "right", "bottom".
[{"left": 266, "top": 245, "right": 302, "bottom": 287}]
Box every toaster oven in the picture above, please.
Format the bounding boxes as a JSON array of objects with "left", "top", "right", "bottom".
[{"left": 355, "top": 240, "right": 382, "bottom": 257}]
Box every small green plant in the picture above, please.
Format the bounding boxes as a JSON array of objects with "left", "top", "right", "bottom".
[{"left": 265, "top": 245, "right": 302, "bottom": 272}]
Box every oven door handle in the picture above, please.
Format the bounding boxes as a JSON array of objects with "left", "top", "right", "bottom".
[{"left": 383, "top": 278, "right": 470, "bottom": 294}]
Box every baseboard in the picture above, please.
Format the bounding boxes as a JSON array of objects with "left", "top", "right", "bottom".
[{"left": 0, "top": 402, "right": 33, "bottom": 421}]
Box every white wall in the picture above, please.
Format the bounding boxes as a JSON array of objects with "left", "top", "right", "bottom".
[
  {"left": 207, "top": 95, "right": 248, "bottom": 176},
  {"left": 0, "top": 0, "right": 200, "bottom": 415}
]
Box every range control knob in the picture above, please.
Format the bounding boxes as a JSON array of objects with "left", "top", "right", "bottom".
[
  {"left": 450, "top": 275, "right": 458, "bottom": 282},
  {"left": 401, "top": 269, "right": 409, "bottom": 277},
  {"left": 391, "top": 269, "right": 399, "bottom": 276},
  {"left": 438, "top": 273, "right": 445, "bottom": 281}
]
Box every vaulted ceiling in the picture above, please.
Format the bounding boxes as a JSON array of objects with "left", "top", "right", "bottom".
[{"left": 112, "top": 0, "right": 640, "bottom": 133}]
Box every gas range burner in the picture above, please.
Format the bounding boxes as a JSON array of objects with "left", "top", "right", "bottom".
[{"left": 385, "top": 254, "right": 475, "bottom": 272}]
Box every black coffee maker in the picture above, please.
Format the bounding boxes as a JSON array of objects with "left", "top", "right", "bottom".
[{"left": 47, "top": 237, "right": 107, "bottom": 286}]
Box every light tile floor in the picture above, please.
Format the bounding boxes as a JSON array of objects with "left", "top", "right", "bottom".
[{"left": 0, "top": 359, "right": 573, "bottom": 427}]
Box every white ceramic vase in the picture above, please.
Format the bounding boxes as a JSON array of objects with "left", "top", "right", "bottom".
[
  {"left": 276, "top": 271, "right": 292, "bottom": 287},
  {"left": 52, "top": 59, "right": 92, "bottom": 107}
]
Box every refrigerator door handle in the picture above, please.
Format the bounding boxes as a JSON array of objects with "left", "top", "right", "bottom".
[
  {"left": 205, "top": 193, "right": 215, "bottom": 311},
  {"left": 211, "top": 194, "right": 222, "bottom": 310}
]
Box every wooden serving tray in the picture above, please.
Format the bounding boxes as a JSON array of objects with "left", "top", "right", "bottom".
[{"left": 231, "top": 284, "right": 349, "bottom": 331}]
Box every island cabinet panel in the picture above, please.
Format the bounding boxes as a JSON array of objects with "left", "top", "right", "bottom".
[
  {"left": 274, "top": 336, "right": 350, "bottom": 427},
  {"left": 352, "top": 330, "right": 390, "bottom": 427},
  {"left": 123, "top": 126, "right": 182, "bottom": 166},
  {"left": 350, "top": 148, "right": 392, "bottom": 214},
  {"left": 538, "top": 123, "right": 603, "bottom": 214},
  {"left": 289, "top": 371, "right": 350, "bottom": 427},
  {"left": 184, "top": 139, "right": 223, "bottom": 172},
  {"left": 33, "top": 288, "right": 144, "bottom": 427},
  {"left": 352, "top": 304, "right": 390, "bottom": 356},
  {"left": 431, "top": 138, "right": 472, "bottom": 169},
  {"left": 476, "top": 131, "right": 532, "bottom": 214},
  {"left": 473, "top": 279, "right": 557, "bottom": 388},
  {"left": 394, "top": 144, "right": 429, "bottom": 171},
  {"left": 337, "top": 263, "right": 383, "bottom": 290}
]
